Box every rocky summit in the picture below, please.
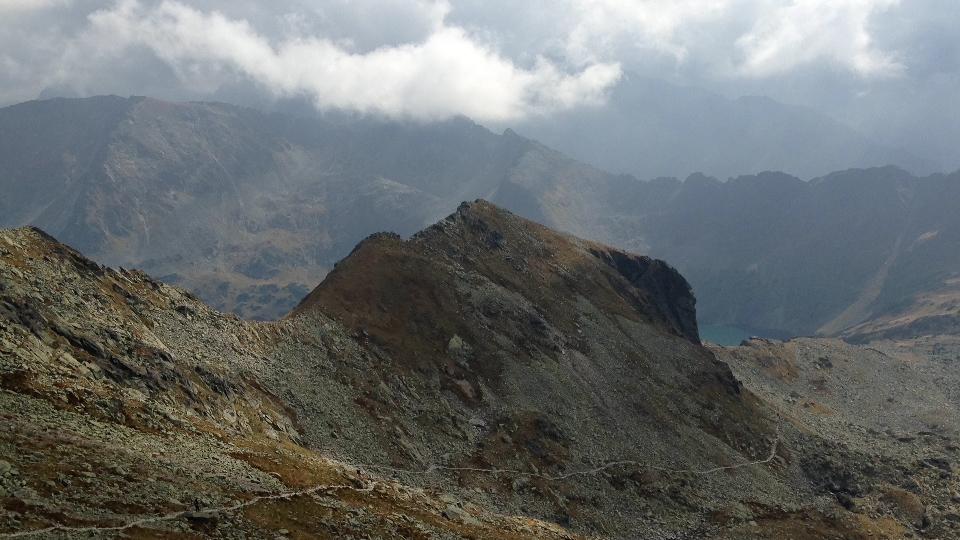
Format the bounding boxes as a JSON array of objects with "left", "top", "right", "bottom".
[{"left": 1, "top": 201, "right": 958, "bottom": 539}]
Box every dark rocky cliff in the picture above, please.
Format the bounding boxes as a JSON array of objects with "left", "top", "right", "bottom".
[
  {"left": 588, "top": 247, "right": 699, "bottom": 344},
  {"left": 296, "top": 200, "right": 702, "bottom": 347}
]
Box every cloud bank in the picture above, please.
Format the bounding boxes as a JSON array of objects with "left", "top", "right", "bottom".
[
  {"left": 732, "top": 0, "right": 902, "bottom": 77},
  {"left": 0, "top": 0, "right": 911, "bottom": 120},
  {"left": 66, "top": 0, "right": 621, "bottom": 121}
]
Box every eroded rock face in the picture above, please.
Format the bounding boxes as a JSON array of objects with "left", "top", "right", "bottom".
[{"left": 587, "top": 247, "right": 699, "bottom": 344}]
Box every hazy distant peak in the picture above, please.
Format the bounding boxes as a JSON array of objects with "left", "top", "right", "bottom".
[
  {"left": 810, "top": 165, "right": 917, "bottom": 187},
  {"left": 682, "top": 172, "right": 722, "bottom": 185},
  {"left": 509, "top": 76, "right": 939, "bottom": 181}
]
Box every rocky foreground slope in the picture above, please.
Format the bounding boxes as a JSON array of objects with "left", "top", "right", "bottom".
[
  {"left": 712, "top": 335, "right": 960, "bottom": 539},
  {"left": 1, "top": 201, "right": 958, "bottom": 538}
]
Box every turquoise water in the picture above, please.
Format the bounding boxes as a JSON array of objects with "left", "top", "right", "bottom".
[{"left": 699, "top": 324, "right": 754, "bottom": 346}]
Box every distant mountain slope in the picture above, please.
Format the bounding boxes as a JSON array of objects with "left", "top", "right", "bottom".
[
  {"left": 510, "top": 75, "right": 938, "bottom": 181},
  {"left": 0, "top": 96, "right": 532, "bottom": 319},
  {"left": 595, "top": 167, "right": 960, "bottom": 339},
  {"left": 2, "top": 96, "right": 958, "bottom": 340}
]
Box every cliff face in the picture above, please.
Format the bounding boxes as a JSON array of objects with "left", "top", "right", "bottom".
[
  {"left": 587, "top": 246, "right": 699, "bottom": 344},
  {"left": 296, "top": 200, "right": 701, "bottom": 346}
]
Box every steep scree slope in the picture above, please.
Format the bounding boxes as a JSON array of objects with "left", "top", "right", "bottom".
[{"left": 714, "top": 335, "right": 960, "bottom": 539}]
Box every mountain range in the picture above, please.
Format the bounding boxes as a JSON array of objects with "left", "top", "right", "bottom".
[{"left": 1, "top": 95, "right": 959, "bottom": 341}]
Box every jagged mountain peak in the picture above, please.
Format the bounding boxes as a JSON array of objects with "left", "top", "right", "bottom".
[
  {"left": 294, "top": 199, "right": 699, "bottom": 348},
  {"left": 285, "top": 201, "right": 762, "bottom": 512}
]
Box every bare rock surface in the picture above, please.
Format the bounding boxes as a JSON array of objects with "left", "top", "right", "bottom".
[{"left": 713, "top": 335, "right": 960, "bottom": 538}]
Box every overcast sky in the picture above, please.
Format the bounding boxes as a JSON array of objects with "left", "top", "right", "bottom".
[{"left": 2, "top": 0, "right": 958, "bottom": 169}]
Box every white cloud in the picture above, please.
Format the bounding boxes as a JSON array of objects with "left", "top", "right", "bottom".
[
  {"left": 734, "top": 0, "right": 903, "bottom": 77},
  {"left": 555, "top": 0, "right": 901, "bottom": 78},
  {"left": 0, "top": 0, "right": 944, "bottom": 148},
  {"left": 81, "top": 0, "right": 621, "bottom": 121},
  {"left": 563, "top": 0, "right": 738, "bottom": 64}
]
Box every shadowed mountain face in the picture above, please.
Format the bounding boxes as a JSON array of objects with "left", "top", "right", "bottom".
[
  {"left": 604, "top": 168, "right": 960, "bottom": 340},
  {"left": 2, "top": 96, "right": 959, "bottom": 339}
]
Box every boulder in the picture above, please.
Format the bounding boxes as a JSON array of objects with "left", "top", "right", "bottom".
[{"left": 442, "top": 504, "right": 480, "bottom": 525}]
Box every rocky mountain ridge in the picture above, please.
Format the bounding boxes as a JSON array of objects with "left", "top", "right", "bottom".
[{"left": 3, "top": 202, "right": 959, "bottom": 538}]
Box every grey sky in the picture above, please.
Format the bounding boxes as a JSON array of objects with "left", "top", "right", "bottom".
[{"left": 2, "top": 0, "right": 958, "bottom": 169}]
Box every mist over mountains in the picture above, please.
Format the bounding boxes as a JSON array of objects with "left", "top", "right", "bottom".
[
  {"left": 507, "top": 75, "right": 940, "bottom": 181},
  {"left": 205, "top": 74, "right": 941, "bottom": 181},
  {"left": 1, "top": 95, "right": 958, "bottom": 342}
]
